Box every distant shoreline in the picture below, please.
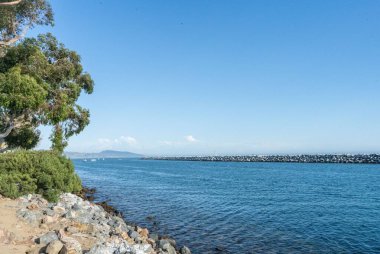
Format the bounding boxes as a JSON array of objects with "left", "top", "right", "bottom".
[{"left": 143, "top": 154, "right": 380, "bottom": 164}]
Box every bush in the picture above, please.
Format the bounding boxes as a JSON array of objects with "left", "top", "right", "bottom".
[{"left": 0, "top": 150, "right": 82, "bottom": 202}]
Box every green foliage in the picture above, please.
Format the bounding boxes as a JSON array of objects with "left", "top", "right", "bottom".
[
  {"left": 5, "top": 126, "right": 40, "bottom": 149},
  {"left": 0, "top": 150, "right": 82, "bottom": 201},
  {"left": 0, "top": 0, "right": 53, "bottom": 47},
  {"left": 0, "top": 34, "right": 94, "bottom": 152},
  {"left": 0, "top": 66, "right": 47, "bottom": 112}
]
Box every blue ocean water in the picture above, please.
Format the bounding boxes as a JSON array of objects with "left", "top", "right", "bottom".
[{"left": 73, "top": 159, "right": 380, "bottom": 254}]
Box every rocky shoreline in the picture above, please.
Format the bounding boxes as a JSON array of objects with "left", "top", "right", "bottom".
[{"left": 0, "top": 193, "right": 191, "bottom": 254}]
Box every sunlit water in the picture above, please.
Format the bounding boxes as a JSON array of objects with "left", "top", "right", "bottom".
[{"left": 73, "top": 159, "right": 380, "bottom": 254}]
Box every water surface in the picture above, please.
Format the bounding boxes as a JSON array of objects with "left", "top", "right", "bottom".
[{"left": 73, "top": 159, "right": 380, "bottom": 254}]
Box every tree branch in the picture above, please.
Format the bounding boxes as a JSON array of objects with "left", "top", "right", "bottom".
[
  {"left": 0, "top": 0, "right": 22, "bottom": 6},
  {"left": 0, "top": 24, "right": 30, "bottom": 46},
  {"left": 0, "top": 123, "right": 14, "bottom": 138}
]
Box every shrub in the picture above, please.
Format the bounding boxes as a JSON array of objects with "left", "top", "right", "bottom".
[{"left": 0, "top": 150, "right": 82, "bottom": 202}]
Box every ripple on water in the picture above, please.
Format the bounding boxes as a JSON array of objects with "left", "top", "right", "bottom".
[{"left": 74, "top": 159, "right": 380, "bottom": 254}]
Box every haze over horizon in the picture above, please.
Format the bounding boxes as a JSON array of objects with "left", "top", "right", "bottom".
[{"left": 33, "top": 0, "right": 380, "bottom": 156}]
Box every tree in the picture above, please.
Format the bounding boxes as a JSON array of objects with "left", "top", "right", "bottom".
[
  {"left": 0, "top": 66, "right": 47, "bottom": 150},
  {"left": 0, "top": 34, "right": 94, "bottom": 153},
  {"left": 0, "top": 0, "right": 53, "bottom": 48}
]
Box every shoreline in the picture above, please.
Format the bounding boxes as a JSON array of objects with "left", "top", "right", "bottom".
[{"left": 0, "top": 191, "right": 191, "bottom": 254}]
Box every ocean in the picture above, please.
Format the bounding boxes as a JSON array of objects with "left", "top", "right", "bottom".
[{"left": 73, "top": 159, "right": 380, "bottom": 254}]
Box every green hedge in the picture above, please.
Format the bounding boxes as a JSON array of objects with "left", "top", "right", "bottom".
[{"left": 0, "top": 150, "right": 82, "bottom": 202}]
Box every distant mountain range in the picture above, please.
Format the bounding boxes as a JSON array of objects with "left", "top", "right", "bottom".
[{"left": 65, "top": 150, "right": 143, "bottom": 159}]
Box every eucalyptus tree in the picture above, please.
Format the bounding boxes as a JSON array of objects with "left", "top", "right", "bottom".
[
  {"left": 0, "top": 1, "right": 94, "bottom": 153},
  {"left": 0, "top": 0, "right": 53, "bottom": 145},
  {"left": 0, "top": 0, "right": 53, "bottom": 48},
  {"left": 0, "top": 34, "right": 94, "bottom": 153}
]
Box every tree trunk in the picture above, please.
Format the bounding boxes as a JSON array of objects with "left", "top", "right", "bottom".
[
  {"left": 0, "top": 0, "right": 22, "bottom": 6},
  {"left": 0, "top": 124, "right": 13, "bottom": 139}
]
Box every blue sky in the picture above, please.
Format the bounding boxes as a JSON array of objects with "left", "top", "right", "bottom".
[{"left": 33, "top": 0, "right": 380, "bottom": 155}]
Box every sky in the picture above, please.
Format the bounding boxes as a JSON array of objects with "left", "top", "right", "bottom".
[{"left": 31, "top": 0, "right": 380, "bottom": 155}]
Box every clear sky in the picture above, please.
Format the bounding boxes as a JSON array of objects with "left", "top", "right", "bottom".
[{"left": 33, "top": 0, "right": 380, "bottom": 155}]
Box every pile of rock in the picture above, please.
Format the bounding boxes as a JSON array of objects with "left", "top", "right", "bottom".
[{"left": 15, "top": 193, "right": 190, "bottom": 254}]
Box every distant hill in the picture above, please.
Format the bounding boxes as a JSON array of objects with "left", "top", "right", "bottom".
[{"left": 65, "top": 150, "right": 143, "bottom": 159}]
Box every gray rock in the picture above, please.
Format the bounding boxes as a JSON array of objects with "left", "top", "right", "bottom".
[
  {"left": 17, "top": 209, "right": 42, "bottom": 225},
  {"left": 132, "top": 243, "right": 153, "bottom": 254},
  {"left": 134, "top": 236, "right": 142, "bottom": 243},
  {"left": 128, "top": 230, "right": 139, "bottom": 240},
  {"left": 150, "top": 233, "right": 159, "bottom": 242},
  {"left": 71, "top": 203, "right": 80, "bottom": 211},
  {"left": 87, "top": 240, "right": 134, "bottom": 254},
  {"left": 37, "top": 231, "right": 58, "bottom": 245},
  {"left": 158, "top": 239, "right": 171, "bottom": 249},
  {"left": 180, "top": 246, "right": 191, "bottom": 254},
  {"left": 162, "top": 243, "right": 176, "bottom": 254},
  {"left": 46, "top": 240, "right": 63, "bottom": 254},
  {"left": 87, "top": 245, "right": 114, "bottom": 254},
  {"left": 64, "top": 210, "right": 76, "bottom": 219},
  {"left": 59, "top": 239, "right": 82, "bottom": 254},
  {"left": 166, "top": 238, "right": 176, "bottom": 247}
]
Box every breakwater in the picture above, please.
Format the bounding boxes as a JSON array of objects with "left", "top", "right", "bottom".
[{"left": 145, "top": 154, "right": 380, "bottom": 164}]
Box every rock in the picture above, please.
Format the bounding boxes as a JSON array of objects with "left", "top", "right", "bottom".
[
  {"left": 180, "top": 246, "right": 191, "bottom": 254},
  {"left": 37, "top": 231, "right": 58, "bottom": 245},
  {"left": 150, "top": 233, "right": 159, "bottom": 242},
  {"left": 58, "top": 229, "right": 82, "bottom": 254},
  {"left": 162, "top": 243, "right": 176, "bottom": 254},
  {"left": 87, "top": 239, "right": 134, "bottom": 254},
  {"left": 26, "top": 247, "right": 42, "bottom": 254},
  {"left": 27, "top": 203, "right": 39, "bottom": 210},
  {"left": 71, "top": 204, "right": 80, "bottom": 211},
  {"left": 46, "top": 240, "right": 64, "bottom": 254},
  {"left": 87, "top": 245, "right": 114, "bottom": 254},
  {"left": 66, "top": 226, "right": 78, "bottom": 234},
  {"left": 128, "top": 230, "right": 139, "bottom": 240},
  {"left": 53, "top": 206, "right": 66, "bottom": 214},
  {"left": 159, "top": 239, "right": 176, "bottom": 249},
  {"left": 17, "top": 209, "right": 42, "bottom": 225},
  {"left": 42, "top": 215, "right": 56, "bottom": 224},
  {"left": 139, "top": 228, "right": 149, "bottom": 238},
  {"left": 134, "top": 236, "right": 142, "bottom": 243},
  {"left": 146, "top": 238, "right": 156, "bottom": 248},
  {"left": 64, "top": 210, "right": 76, "bottom": 219},
  {"left": 132, "top": 243, "right": 154, "bottom": 254},
  {"left": 39, "top": 224, "right": 49, "bottom": 230},
  {"left": 165, "top": 238, "right": 176, "bottom": 247}
]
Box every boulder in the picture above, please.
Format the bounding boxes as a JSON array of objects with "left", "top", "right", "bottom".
[
  {"left": 58, "top": 229, "right": 82, "bottom": 254},
  {"left": 128, "top": 230, "right": 139, "bottom": 240},
  {"left": 180, "top": 246, "right": 191, "bottom": 254},
  {"left": 53, "top": 206, "right": 66, "bottom": 214},
  {"left": 46, "top": 240, "right": 64, "bottom": 254},
  {"left": 162, "top": 243, "right": 176, "bottom": 254},
  {"left": 149, "top": 233, "right": 159, "bottom": 242},
  {"left": 139, "top": 228, "right": 149, "bottom": 238},
  {"left": 37, "top": 231, "right": 58, "bottom": 245}
]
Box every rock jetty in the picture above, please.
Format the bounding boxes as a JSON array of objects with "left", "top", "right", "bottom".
[
  {"left": 146, "top": 154, "right": 380, "bottom": 164},
  {"left": 0, "top": 193, "right": 190, "bottom": 254}
]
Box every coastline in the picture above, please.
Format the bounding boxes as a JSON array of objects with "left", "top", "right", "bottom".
[{"left": 0, "top": 191, "right": 191, "bottom": 254}]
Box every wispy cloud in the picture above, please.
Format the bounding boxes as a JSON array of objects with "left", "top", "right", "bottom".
[
  {"left": 160, "top": 140, "right": 174, "bottom": 146},
  {"left": 98, "top": 138, "right": 112, "bottom": 145},
  {"left": 185, "top": 135, "right": 198, "bottom": 143},
  {"left": 119, "top": 136, "right": 137, "bottom": 145},
  {"left": 97, "top": 136, "right": 138, "bottom": 150}
]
